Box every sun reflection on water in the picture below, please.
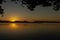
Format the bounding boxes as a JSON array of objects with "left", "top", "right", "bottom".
[
  {"left": 11, "top": 23, "right": 16, "bottom": 27},
  {"left": 9, "top": 23, "right": 18, "bottom": 29},
  {"left": 9, "top": 23, "right": 25, "bottom": 30}
]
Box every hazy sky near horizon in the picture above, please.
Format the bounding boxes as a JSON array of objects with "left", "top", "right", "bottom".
[{"left": 0, "top": 0, "right": 60, "bottom": 21}]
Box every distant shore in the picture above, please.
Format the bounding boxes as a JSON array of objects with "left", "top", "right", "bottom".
[{"left": 0, "top": 21, "right": 60, "bottom": 23}]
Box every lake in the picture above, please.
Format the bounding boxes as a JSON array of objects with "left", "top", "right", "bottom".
[{"left": 0, "top": 23, "right": 60, "bottom": 40}]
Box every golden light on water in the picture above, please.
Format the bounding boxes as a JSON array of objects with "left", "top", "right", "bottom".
[
  {"left": 11, "top": 23, "right": 16, "bottom": 27},
  {"left": 10, "top": 23, "right": 17, "bottom": 29}
]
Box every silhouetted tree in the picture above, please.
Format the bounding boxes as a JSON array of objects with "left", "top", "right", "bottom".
[
  {"left": 0, "top": 6, "right": 4, "bottom": 17},
  {"left": 0, "top": 0, "right": 5, "bottom": 17},
  {"left": 21, "top": 0, "right": 60, "bottom": 11},
  {"left": 0, "top": 0, "right": 60, "bottom": 16}
]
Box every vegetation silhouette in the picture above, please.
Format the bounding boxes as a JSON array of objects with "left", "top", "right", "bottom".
[
  {"left": 0, "top": 0, "right": 60, "bottom": 16},
  {"left": 0, "top": 20, "right": 60, "bottom": 23}
]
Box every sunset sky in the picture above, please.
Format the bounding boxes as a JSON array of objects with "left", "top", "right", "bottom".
[{"left": 0, "top": 0, "right": 60, "bottom": 21}]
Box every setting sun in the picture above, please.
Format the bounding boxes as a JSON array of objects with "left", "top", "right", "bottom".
[
  {"left": 11, "top": 19, "right": 16, "bottom": 22},
  {"left": 9, "top": 17, "right": 17, "bottom": 22}
]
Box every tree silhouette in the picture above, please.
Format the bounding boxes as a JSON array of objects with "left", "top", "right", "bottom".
[
  {"left": 0, "top": 0, "right": 60, "bottom": 16},
  {"left": 21, "top": 0, "right": 60, "bottom": 11},
  {"left": 0, "top": 6, "right": 4, "bottom": 17}
]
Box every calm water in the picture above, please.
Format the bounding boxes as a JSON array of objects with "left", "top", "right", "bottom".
[{"left": 0, "top": 23, "right": 60, "bottom": 40}]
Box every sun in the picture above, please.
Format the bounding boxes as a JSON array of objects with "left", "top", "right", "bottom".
[
  {"left": 9, "top": 18, "right": 16, "bottom": 22},
  {"left": 9, "top": 17, "right": 19, "bottom": 22},
  {"left": 11, "top": 19, "right": 16, "bottom": 22}
]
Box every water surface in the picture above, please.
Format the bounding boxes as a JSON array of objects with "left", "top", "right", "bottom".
[{"left": 0, "top": 23, "right": 60, "bottom": 40}]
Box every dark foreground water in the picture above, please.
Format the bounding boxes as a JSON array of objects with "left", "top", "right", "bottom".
[{"left": 0, "top": 23, "right": 60, "bottom": 40}]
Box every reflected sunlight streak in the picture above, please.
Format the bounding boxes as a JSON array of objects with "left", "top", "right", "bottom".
[
  {"left": 10, "top": 23, "right": 17, "bottom": 29},
  {"left": 9, "top": 23, "right": 25, "bottom": 30}
]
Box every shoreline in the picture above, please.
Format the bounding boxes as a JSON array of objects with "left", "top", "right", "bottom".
[{"left": 0, "top": 21, "right": 60, "bottom": 23}]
